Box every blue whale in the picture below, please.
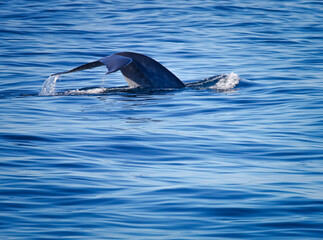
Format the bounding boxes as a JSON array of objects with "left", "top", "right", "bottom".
[{"left": 52, "top": 52, "right": 185, "bottom": 88}]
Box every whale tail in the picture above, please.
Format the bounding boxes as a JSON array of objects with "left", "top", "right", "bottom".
[
  {"left": 51, "top": 55, "right": 132, "bottom": 76},
  {"left": 51, "top": 60, "right": 104, "bottom": 76},
  {"left": 50, "top": 52, "right": 185, "bottom": 88}
]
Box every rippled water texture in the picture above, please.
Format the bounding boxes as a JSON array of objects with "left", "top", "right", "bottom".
[{"left": 1, "top": 0, "right": 323, "bottom": 239}]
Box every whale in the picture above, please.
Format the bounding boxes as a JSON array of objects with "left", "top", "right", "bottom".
[{"left": 52, "top": 52, "right": 185, "bottom": 88}]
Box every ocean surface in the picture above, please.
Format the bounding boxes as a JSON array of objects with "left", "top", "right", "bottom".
[{"left": 1, "top": 0, "right": 323, "bottom": 239}]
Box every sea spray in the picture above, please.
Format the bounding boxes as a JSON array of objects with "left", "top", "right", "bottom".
[
  {"left": 213, "top": 72, "right": 240, "bottom": 90},
  {"left": 186, "top": 73, "right": 240, "bottom": 91},
  {"left": 39, "top": 75, "right": 60, "bottom": 96}
]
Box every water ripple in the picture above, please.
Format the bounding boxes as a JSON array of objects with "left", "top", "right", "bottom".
[{"left": 0, "top": 0, "right": 322, "bottom": 239}]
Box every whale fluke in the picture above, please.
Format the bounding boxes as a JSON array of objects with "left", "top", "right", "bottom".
[
  {"left": 100, "top": 54, "right": 133, "bottom": 74},
  {"left": 51, "top": 52, "right": 185, "bottom": 88},
  {"left": 51, "top": 60, "right": 104, "bottom": 76}
]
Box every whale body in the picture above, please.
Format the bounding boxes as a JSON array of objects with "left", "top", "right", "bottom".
[{"left": 52, "top": 52, "right": 185, "bottom": 88}]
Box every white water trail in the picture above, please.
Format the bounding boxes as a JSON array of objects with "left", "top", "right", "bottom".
[
  {"left": 65, "top": 87, "right": 107, "bottom": 95},
  {"left": 39, "top": 75, "right": 60, "bottom": 96}
]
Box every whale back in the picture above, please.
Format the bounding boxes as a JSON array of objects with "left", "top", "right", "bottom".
[{"left": 117, "top": 52, "right": 185, "bottom": 88}]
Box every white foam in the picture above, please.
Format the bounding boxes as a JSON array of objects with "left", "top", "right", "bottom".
[
  {"left": 213, "top": 72, "right": 240, "bottom": 90},
  {"left": 39, "top": 75, "right": 60, "bottom": 96},
  {"left": 64, "top": 87, "right": 107, "bottom": 95},
  {"left": 39, "top": 72, "right": 240, "bottom": 96}
]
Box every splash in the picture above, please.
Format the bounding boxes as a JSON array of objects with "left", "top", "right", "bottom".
[
  {"left": 39, "top": 73, "right": 240, "bottom": 96},
  {"left": 39, "top": 75, "right": 60, "bottom": 96},
  {"left": 186, "top": 72, "right": 240, "bottom": 91},
  {"left": 213, "top": 72, "right": 240, "bottom": 90}
]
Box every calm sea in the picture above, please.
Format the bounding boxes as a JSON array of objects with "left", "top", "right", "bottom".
[{"left": 1, "top": 0, "right": 322, "bottom": 239}]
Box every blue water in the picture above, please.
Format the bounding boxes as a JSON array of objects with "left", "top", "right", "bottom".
[{"left": 1, "top": 0, "right": 323, "bottom": 239}]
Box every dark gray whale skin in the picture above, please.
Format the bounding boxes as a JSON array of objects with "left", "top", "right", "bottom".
[{"left": 52, "top": 52, "right": 185, "bottom": 88}]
